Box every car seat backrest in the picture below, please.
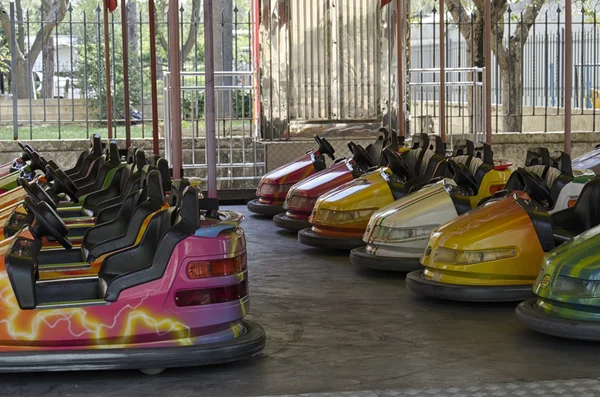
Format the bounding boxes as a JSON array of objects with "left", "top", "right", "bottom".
[
  {"left": 367, "top": 134, "right": 387, "bottom": 166},
  {"left": 567, "top": 177, "right": 600, "bottom": 231},
  {"left": 525, "top": 147, "right": 551, "bottom": 167},
  {"left": 452, "top": 139, "right": 475, "bottom": 157},
  {"left": 101, "top": 186, "right": 200, "bottom": 302},
  {"left": 169, "top": 179, "right": 191, "bottom": 206},
  {"left": 156, "top": 158, "right": 172, "bottom": 192},
  {"left": 126, "top": 146, "right": 138, "bottom": 164},
  {"left": 551, "top": 151, "right": 573, "bottom": 177},
  {"left": 417, "top": 135, "right": 445, "bottom": 176}
]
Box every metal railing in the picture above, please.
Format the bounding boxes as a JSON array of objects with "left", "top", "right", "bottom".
[
  {"left": 409, "top": 67, "right": 486, "bottom": 145},
  {"left": 1, "top": 3, "right": 253, "bottom": 140},
  {"left": 163, "top": 70, "right": 263, "bottom": 181}
]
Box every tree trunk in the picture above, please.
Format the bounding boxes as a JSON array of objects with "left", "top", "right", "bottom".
[
  {"left": 500, "top": 41, "right": 523, "bottom": 133},
  {"left": 128, "top": 0, "right": 138, "bottom": 58},
  {"left": 42, "top": 36, "right": 55, "bottom": 98},
  {"left": 466, "top": 9, "right": 484, "bottom": 135},
  {"left": 15, "top": 57, "right": 30, "bottom": 98}
]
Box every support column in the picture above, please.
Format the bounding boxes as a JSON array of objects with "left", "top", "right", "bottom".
[
  {"left": 484, "top": 0, "right": 492, "bottom": 144},
  {"left": 204, "top": 0, "right": 218, "bottom": 198},
  {"left": 564, "top": 0, "right": 572, "bottom": 155},
  {"left": 168, "top": 1, "right": 183, "bottom": 179}
]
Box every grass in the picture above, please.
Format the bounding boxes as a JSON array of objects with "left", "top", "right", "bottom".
[{"left": 0, "top": 119, "right": 253, "bottom": 141}]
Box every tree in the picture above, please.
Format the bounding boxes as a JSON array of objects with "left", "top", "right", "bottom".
[
  {"left": 444, "top": 0, "right": 546, "bottom": 132},
  {"left": 0, "top": 0, "right": 71, "bottom": 99}
]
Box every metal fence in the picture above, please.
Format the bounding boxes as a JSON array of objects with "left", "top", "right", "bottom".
[
  {"left": 163, "top": 70, "right": 263, "bottom": 181},
  {"left": 259, "top": 0, "right": 383, "bottom": 140},
  {"left": 409, "top": 5, "right": 600, "bottom": 135},
  {"left": 1, "top": 3, "right": 253, "bottom": 141}
]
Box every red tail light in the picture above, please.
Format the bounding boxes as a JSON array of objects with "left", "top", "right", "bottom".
[
  {"left": 489, "top": 185, "right": 505, "bottom": 195},
  {"left": 174, "top": 280, "right": 248, "bottom": 307},
  {"left": 186, "top": 254, "right": 247, "bottom": 279}
]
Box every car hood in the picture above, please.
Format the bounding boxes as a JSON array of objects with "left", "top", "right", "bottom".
[
  {"left": 287, "top": 160, "right": 354, "bottom": 198},
  {"left": 313, "top": 168, "right": 394, "bottom": 212},
  {"left": 369, "top": 179, "right": 457, "bottom": 230},
  {"left": 261, "top": 151, "right": 317, "bottom": 184},
  {"left": 427, "top": 194, "right": 537, "bottom": 252}
]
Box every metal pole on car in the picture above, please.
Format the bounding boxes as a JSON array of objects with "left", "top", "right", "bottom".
[
  {"left": 564, "top": 0, "right": 572, "bottom": 155},
  {"left": 120, "top": 0, "right": 131, "bottom": 148},
  {"left": 483, "top": 0, "right": 490, "bottom": 145},
  {"left": 168, "top": 0, "right": 183, "bottom": 179},
  {"left": 9, "top": 0, "right": 18, "bottom": 140},
  {"left": 149, "top": 0, "right": 160, "bottom": 155},
  {"left": 484, "top": 0, "right": 492, "bottom": 145},
  {"left": 396, "top": 0, "right": 405, "bottom": 137},
  {"left": 103, "top": 0, "right": 113, "bottom": 139},
  {"left": 204, "top": 0, "right": 218, "bottom": 198},
  {"left": 439, "top": 0, "right": 446, "bottom": 143}
]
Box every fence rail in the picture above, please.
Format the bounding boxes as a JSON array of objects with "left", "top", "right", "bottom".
[{"left": 1, "top": 3, "right": 253, "bottom": 141}]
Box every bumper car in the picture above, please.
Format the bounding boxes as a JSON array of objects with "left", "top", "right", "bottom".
[
  {"left": 516, "top": 196, "right": 600, "bottom": 341},
  {"left": 274, "top": 131, "right": 407, "bottom": 232},
  {"left": 297, "top": 134, "right": 448, "bottom": 250},
  {"left": 406, "top": 156, "right": 599, "bottom": 302},
  {"left": 350, "top": 142, "right": 515, "bottom": 271},
  {"left": 0, "top": 184, "right": 265, "bottom": 373},
  {"left": 247, "top": 135, "right": 336, "bottom": 216}
]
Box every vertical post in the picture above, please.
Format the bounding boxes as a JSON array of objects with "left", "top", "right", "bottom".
[
  {"left": 439, "top": 0, "right": 446, "bottom": 143},
  {"left": 564, "top": 0, "right": 572, "bottom": 155},
  {"left": 396, "top": 0, "right": 405, "bottom": 137},
  {"left": 204, "top": 0, "right": 217, "bottom": 198},
  {"left": 103, "top": 1, "right": 113, "bottom": 139},
  {"left": 10, "top": 1, "right": 18, "bottom": 141},
  {"left": 149, "top": 0, "right": 159, "bottom": 155},
  {"left": 169, "top": 0, "right": 183, "bottom": 179},
  {"left": 121, "top": 0, "right": 131, "bottom": 148},
  {"left": 484, "top": 0, "right": 492, "bottom": 144}
]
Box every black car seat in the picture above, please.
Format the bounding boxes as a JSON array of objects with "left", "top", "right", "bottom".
[
  {"left": 65, "top": 135, "right": 103, "bottom": 179},
  {"left": 91, "top": 149, "right": 148, "bottom": 217},
  {"left": 550, "top": 177, "right": 600, "bottom": 246},
  {"left": 545, "top": 151, "right": 574, "bottom": 206},
  {"left": 73, "top": 141, "right": 122, "bottom": 197},
  {"left": 400, "top": 134, "right": 429, "bottom": 176},
  {"left": 82, "top": 170, "right": 166, "bottom": 261},
  {"left": 449, "top": 139, "right": 476, "bottom": 168},
  {"left": 366, "top": 129, "right": 389, "bottom": 167},
  {"left": 99, "top": 186, "right": 200, "bottom": 302}
]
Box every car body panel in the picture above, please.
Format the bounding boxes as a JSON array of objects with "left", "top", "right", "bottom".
[
  {"left": 255, "top": 151, "right": 320, "bottom": 206},
  {"left": 420, "top": 194, "right": 545, "bottom": 286}
]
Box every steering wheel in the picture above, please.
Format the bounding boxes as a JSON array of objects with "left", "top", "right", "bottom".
[
  {"left": 18, "top": 178, "right": 57, "bottom": 208},
  {"left": 314, "top": 136, "right": 335, "bottom": 160},
  {"left": 448, "top": 160, "right": 478, "bottom": 195},
  {"left": 23, "top": 196, "right": 71, "bottom": 249},
  {"left": 45, "top": 165, "right": 79, "bottom": 203},
  {"left": 348, "top": 142, "right": 373, "bottom": 170},
  {"left": 520, "top": 170, "right": 554, "bottom": 208},
  {"left": 383, "top": 149, "right": 410, "bottom": 181}
]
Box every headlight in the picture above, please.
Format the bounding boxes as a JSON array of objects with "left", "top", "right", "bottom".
[
  {"left": 313, "top": 209, "right": 375, "bottom": 225},
  {"left": 257, "top": 183, "right": 294, "bottom": 196},
  {"left": 369, "top": 225, "right": 438, "bottom": 243},
  {"left": 284, "top": 196, "right": 317, "bottom": 210},
  {"left": 433, "top": 247, "right": 517, "bottom": 265},
  {"left": 554, "top": 276, "right": 600, "bottom": 298}
]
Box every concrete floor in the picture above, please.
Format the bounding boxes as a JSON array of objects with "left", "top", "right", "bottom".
[{"left": 3, "top": 205, "right": 600, "bottom": 396}]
